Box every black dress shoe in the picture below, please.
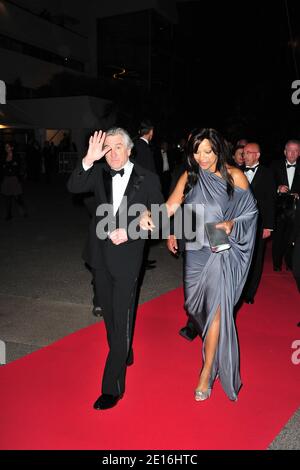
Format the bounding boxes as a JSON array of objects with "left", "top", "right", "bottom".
[
  {"left": 93, "top": 393, "right": 123, "bottom": 410},
  {"left": 244, "top": 298, "right": 254, "bottom": 304},
  {"left": 92, "top": 306, "right": 103, "bottom": 317},
  {"left": 179, "top": 325, "right": 198, "bottom": 341},
  {"left": 273, "top": 266, "right": 282, "bottom": 272}
]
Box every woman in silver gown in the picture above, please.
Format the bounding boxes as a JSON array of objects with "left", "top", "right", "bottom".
[{"left": 142, "top": 128, "right": 258, "bottom": 401}]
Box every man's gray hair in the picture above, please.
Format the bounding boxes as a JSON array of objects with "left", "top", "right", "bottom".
[
  {"left": 106, "top": 127, "right": 134, "bottom": 150},
  {"left": 285, "top": 139, "right": 300, "bottom": 149}
]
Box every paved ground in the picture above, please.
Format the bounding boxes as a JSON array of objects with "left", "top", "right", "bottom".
[
  {"left": 0, "top": 176, "right": 299, "bottom": 449},
  {"left": 0, "top": 176, "right": 183, "bottom": 362}
]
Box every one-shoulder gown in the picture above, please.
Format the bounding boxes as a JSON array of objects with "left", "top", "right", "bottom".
[{"left": 184, "top": 169, "right": 258, "bottom": 400}]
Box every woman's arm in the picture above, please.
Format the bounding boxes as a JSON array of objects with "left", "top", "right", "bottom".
[
  {"left": 166, "top": 171, "right": 188, "bottom": 217},
  {"left": 140, "top": 171, "right": 188, "bottom": 231}
]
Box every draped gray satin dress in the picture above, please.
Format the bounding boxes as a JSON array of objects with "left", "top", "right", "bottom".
[{"left": 184, "top": 168, "right": 258, "bottom": 400}]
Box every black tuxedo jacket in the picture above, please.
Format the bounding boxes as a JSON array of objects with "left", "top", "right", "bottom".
[
  {"left": 271, "top": 159, "right": 300, "bottom": 194},
  {"left": 249, "top": 165, "right": 276, "bottom": 230},
  {"left": 68, "top": 159, "right": 164, "bottom": 269},
  {"left": 271, "top": 160, "right": 300, "bottom": 219},
  {"left": 132, "top": 138, "right": 157, "bottom": 174}
]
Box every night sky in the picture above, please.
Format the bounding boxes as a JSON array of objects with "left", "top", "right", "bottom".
[
  {"left": 170, "top": 0, "right": 300, "bottom": 152},
  {"left": 4, "top": 0, "right": 300, "bottom": 155}
]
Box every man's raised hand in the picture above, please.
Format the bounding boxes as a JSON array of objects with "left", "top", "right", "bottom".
[{"left": 83, "top": 131, "right": 111, "bottom": 166}]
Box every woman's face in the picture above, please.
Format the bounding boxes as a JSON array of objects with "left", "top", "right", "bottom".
[
  {"left": 234, "top": 148, "right": 244, "bottom": 166},
  {"left": 194, "top": 138, "right": 218, "bottom": 171}
]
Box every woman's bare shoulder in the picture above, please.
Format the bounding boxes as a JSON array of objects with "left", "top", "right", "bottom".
[{"left": 228, "top": 166, "right": 249, "bottom": 190}]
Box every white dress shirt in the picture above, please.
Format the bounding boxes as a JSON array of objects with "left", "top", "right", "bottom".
[
  {"left": 161, "top": 150, "right": 170, "bottom": 172},
  {"left": 286, "top": 161, "right": 296, "bottom": 190},
  {"left": 111, "top": 160, "right": 133, "bottom": 215},
  {"left": 81, "top": 159, "right": 134, "bottom": 215},
  {"left": 244, "top": 164, "right": 259, "bottom": 184}
]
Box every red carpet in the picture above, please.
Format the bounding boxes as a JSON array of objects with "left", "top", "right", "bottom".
[{"left": 0, "top": 249, "right": 299, "bottom": 450}]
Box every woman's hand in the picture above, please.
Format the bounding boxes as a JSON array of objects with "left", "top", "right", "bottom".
[
  {"left": 215, "top": 220, "right": 234, "bottom": 235},
  {"left": 139, "top": 210, "right": 155, "bottom": 231},
  {"left": 83, "top": 130, "right": 111, "bottom": 166},
  {"left": 167, "top": 235, "right": 178, "bottom": 254}
]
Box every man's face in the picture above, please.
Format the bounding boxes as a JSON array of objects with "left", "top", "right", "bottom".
[
  {"left": 104, "top": 134, "right": 131, "bottom": 170},
  {"left": 284, "top": 143, "right": 300, "bottom": 164},
  {"left": 243, "top": 144, "right": 260, "bottom": 167},
  {"left": 148, "top": 129, "right": 154, "bottom": 142}
]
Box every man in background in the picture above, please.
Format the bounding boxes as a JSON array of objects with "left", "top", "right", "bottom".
[
  {"left": 271, "top": 140, "right": 300, "bottom": 271},
  {"left": 243, "top": 142, "right": 276, "bottom": 304}
]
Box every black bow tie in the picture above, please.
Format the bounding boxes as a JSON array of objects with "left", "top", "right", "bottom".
[
  {"left": 245, "top": 166, "right": 258, "bottom": 172},
  {"left": 286, "top": 164, "right": 296, "bottom": 169},
  {"left": 110, "top": 168, "right": 124, "bottom": 177}
]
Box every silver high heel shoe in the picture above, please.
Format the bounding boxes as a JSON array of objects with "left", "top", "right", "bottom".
[{"left": 194, "top": 388, "right": 212, "bottom": 401}]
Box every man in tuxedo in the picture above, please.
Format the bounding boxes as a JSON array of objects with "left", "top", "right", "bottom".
[
  {"left": 154, "top": 140, "right": 175, "bottom": 199},
  {"left": 271, "top": 140, "right": 300, "bottom": 271},
  {"left": 133, "top": 120, "right": 157, "bottom": 269},
  {"left": 133, "top": 119, "right": 157, "bottom": 174},
  {"left": 82, "top": 194, "right": 103, "bottom": 318},
  {"left": 242, "top": 142, "right": 276, "bottom": 304},
  {"left": 68, "top": 128, "right": 164, "bottom": 410}
]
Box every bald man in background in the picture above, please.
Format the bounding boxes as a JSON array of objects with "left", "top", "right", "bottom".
[{"left": 242, "top": 142, "right": 276, "bottom": 304}]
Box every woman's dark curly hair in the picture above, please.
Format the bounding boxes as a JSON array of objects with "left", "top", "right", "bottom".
[{"left": 184, "top": 128, "right": 234, "bottom": 197}]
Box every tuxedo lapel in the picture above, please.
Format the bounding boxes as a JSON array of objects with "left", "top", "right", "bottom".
[
  {"left": 102, "top": 167, "right": 113, "bottom": 204},
  {"left": 250, "top": 166, "right": 263, "bottom": 191},
  {"left": 116, "top": 165, "right": 145, "bottom": 217},
  {"left": 291, "top": 161, "right": 300, "bottom": 192},
  {"left": 279, "top": 161, "right": 289, "bottom": 187}
]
